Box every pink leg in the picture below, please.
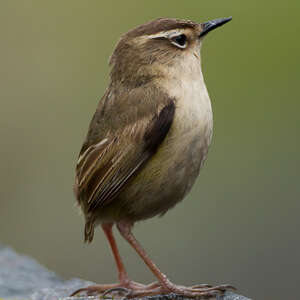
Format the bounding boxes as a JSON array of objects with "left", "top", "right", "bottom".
[
  {"left": 70, "top": 223, "right": 160, "bottom": 297},
  {"left": 117, "top": 221, "right": 172, "bottom": 288},
  {"left": 117, "top": 221, "right": 235, "bottom": 298},
  {"left": 102, "top": 223, "right": 129, "bottom": 284}
]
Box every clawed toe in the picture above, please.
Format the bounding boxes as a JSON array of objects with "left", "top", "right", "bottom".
[
  {"left": 70, "top": 283, "right": 121, "bottom": 297},
  {"left": 70, "top": 281, "right": 162, "bottom": 298},
  {"left": 70, "top": 282, "right": 236, "bottom": 299},
  {"left": 190, "top": 284, "right": 213, "bottom": 289},
  {"left": 128, "top": 282, "right": 236, "bottom": 298},
  {"left": 102, "top": 287, "right": 131, "bottom": 297},
  {"left": 188, "top": 284, "right": 236, "bottom": 293},
  {"left": 159, "top": 282, "right": 236, "bottom": 298}
]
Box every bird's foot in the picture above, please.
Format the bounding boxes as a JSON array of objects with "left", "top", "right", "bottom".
[
  {"left": 127, "top": 281, "right": 236, "bottom": 299},
  {"left": 70, "top": 280, "right": 161, "bottom": 298},
  {"left": 158, "top": 280, "right": 236, "bottom": 298},
  {"left": 70, "top": 280, "right": 235, "bottom": 299},
  {"left": 70, "top": 283, "right": 118, "bottom": 297}
]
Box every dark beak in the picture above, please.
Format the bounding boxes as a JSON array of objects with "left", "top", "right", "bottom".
[{"left": 199, "top": 17, "right": 232, "bottom": 38}]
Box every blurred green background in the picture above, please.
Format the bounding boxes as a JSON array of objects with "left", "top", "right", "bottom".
[{"left": 0, "top": 1, "right": 299, "bottom": 299}]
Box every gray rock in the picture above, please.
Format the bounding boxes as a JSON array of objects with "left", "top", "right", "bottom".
[
  {"left": 0, "top": 244, "right": 92, "bottom": 298},
  {"left": 0, "top": 244, "right": 252, "bottom": 300}
]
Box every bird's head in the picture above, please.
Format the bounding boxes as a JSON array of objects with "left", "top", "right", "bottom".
[{"left": 109, "top": 17, "right": 232, "bottom": 87}]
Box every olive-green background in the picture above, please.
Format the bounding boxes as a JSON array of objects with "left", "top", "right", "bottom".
[{"left": 1, "top": 1, "right": 299, "bottom": 300}]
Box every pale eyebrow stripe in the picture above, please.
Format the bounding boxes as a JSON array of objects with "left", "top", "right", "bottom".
[{"left": 147, "top": 29, "right": 184, "bottom": 39}]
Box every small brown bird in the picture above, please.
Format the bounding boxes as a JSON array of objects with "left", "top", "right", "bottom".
[{"left": 72, "top": 17, "right": 233, "bottom": 298}]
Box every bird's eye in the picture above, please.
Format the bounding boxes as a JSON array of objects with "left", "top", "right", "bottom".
[{"left": 170, "top": 34, "right": 187, "bottom": 49}]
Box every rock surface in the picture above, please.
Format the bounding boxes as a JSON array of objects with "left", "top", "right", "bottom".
[{"left": 0, "top": 244, "right": 252, "bottom": 300}]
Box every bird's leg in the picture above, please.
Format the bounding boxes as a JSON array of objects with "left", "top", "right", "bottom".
[
  {"left": 70, "top": 223, "right": 125, "bottom": 296},
  {"left": 117, "top": 221, "right": 235, "bottom": 298},
  {"left": 102, "top": 223, "right": 130, "bottom": 285},
  {"left": 117, "top": 221, "right": 172, "bottom": 288},
  {"left": 70, "top": 223, "right": 159, "bottom": 297}
]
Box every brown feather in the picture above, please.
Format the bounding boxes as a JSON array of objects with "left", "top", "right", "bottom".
[
  {"left": 74, "top": 85, "right": 175, "bottom": 221},
  {"left": 126, "top": 18, "right": 197, "bottom": 38},
  {"left": 84, "top": 216, "right": 95, "bottom": 243}
]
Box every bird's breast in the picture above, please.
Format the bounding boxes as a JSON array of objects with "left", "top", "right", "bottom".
[
  {"left": 159, "top": 71, "right": 213, "bottom": 193},
  {"left": 118, "top": 71, "right": 213, "bottom": 221}
]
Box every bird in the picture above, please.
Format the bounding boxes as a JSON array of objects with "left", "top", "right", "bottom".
[{"left": 71, "top": 17, "right": 233, "bottom": 298}]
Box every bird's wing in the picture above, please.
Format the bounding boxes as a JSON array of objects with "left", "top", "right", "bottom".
[{"left": 75, "top": 87, "right": 175, "bottom": 213}]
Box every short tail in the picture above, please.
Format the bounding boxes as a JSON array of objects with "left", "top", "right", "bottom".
[{"left": 84, "top": 217, "right": 95, "bottom": 243}]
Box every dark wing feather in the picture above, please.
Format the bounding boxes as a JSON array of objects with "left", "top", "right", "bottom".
[{"left": 75, "top": 87, "right": 175, "bottom": 214}]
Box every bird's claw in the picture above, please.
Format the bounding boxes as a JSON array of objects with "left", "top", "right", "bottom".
[
  {"left": 70, "top": 282, "right": 236, "bottom": 299},
  {"left": 102, "top": 287, "right": 131, "bottom": 299}
]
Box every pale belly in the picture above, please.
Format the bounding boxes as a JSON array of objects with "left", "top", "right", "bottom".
[
  {"left": 99, "top": 74, "right": 213, "bottom": 222},
  {"left": 120, "top": 127, "right": 212, "bottom": 221},
  {"left": 93, "top": 124, "right": 212, "bottom": 223}
]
